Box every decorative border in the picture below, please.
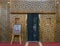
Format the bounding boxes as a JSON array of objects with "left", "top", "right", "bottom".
[{"left": 10, "top": 0, "right": 56, "bottom": 13}]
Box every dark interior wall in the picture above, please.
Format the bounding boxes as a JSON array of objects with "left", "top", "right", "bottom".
[{"left": 27, "top": 13, "right": 39, "bottom": 41}]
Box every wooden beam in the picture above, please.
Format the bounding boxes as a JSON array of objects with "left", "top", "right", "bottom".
[{"left": 10, "top": 12, "right": 56, "bottom": 14}]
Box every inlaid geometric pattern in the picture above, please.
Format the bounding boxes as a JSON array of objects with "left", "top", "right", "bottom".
[
  {"left": 0, "top": 0, "right": 59, "bottom": 42},
  {"left": 39, "top": 14, "right": 56, "bottom": 42},
  {"left": 0, "top": 5, "right": 11, "bottom": 42},
  {"left": 10, "top": 14, "right": 27, "bottom": 41},
  {"left": 10, "top": 0, "right": 56, "bottom": 13},
  {"left": 56, "top": 4, "right": 60, "bottom": 42},
  {"left": 0, "top": 5, "right": 8, "bottom": 41}
]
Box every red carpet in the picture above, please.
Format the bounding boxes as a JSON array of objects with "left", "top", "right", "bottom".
[{"left": 0, "top": 42, "right": 60, "bottom": 46}]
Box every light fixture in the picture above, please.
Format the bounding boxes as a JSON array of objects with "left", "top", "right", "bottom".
[
  {"left": 7, "top": 2, "right": 10, "bottom": 4},
  {"left": 56, "top": 1, "right": 60, "bottom": 4},
  {"left": 46, "top": 24, "right": 49, "bottom": 25}
]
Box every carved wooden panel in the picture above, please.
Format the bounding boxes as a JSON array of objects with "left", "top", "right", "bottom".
[
  {"left": 10, "top": 0, "right": 56, "bottom": 13},
  {"left": 0, "top": 6, "right": 2, "bottom": 41},
  {"left": 0, "top": 5, "right": 10, "bottom": 42},
  {"left": 39, "top": 14, "right": 56, "bottom": 42},
  {"left": 10, "top": 14, "right": 27, "bottom": 41},
  {"left": 56, "top": 4, "right": 60, "bottom": 42}
]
